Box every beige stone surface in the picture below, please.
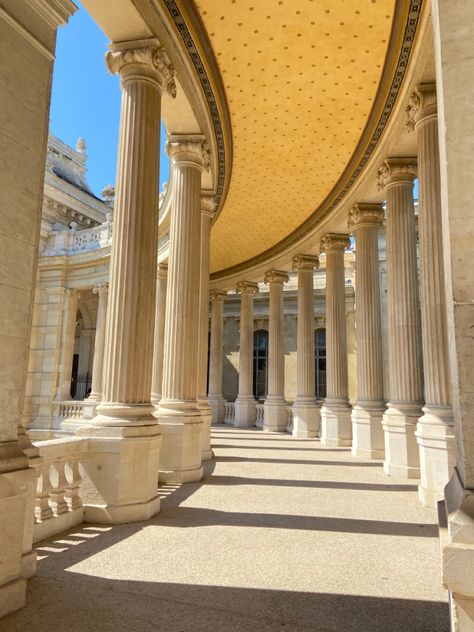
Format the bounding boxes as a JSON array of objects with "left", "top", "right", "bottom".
[{"left": 0, "top": 426, "right": 449, "bottom": 631}]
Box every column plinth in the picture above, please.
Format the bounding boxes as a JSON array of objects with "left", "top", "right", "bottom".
[
  {"left": 208, "top": 289, "right": 227, "bottom": 425},
  {"left": 198, "top": 196, "right": 216, "bottom": 460},
  {"left": 263, "top": 270, "right": 289, "bottom": 432},
  {"left": 407, "top": 85, "right": 456, "bottom": 503},
  {"left": 234, "top": 282, "right": 259, "bottom": 427},
  {"left": 348, "top": 204, "right": 385, "bottom": 459},
  {"left": 80, "top": 39, "right": 175, "bottom": 522},
  {"left": 156, "top": 136, "right": 207, "bottom": 483},
  {"left": 377, "top": 157, "right": 423, "bottom": 478},
  {"left": 320, "top": 234, "right": 352, "bottom": 446},
  {"left": 291, "top": 256, "right": 320, "bottom": 438}
]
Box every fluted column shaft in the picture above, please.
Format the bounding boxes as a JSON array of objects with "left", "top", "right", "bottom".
[
  {"left": 97, "top": 45, "right": 162, "bottom": 419},
  {"left": 348, "top": 205, "right": 385, "bottom": 458},
  {"left": 378, "top": 157, "right": 422, "bottom": 478},
  {"left": 292, "top": 255, "right": 320, "bottom": 438},
  {"left": 320, "top": 234, "right": 352, "bottom": 446},
  {"left": 263, "top": 271, "right": 289, "bottom": 432},
  {"left": 408, "top": 84, "right": 455, "bottom": 504},
  {"left": 234, "top": 282, "right": 259, "bottom": 427},
  {"left": 89, "top": 283, "right": 109, "bottom": 401},
  {"left": 56, "top": 288, "right": 80, "bottom": 401},
  {"left": 157, "top": 136, "right": 206, "bottom": 483},
  {"left": 208, "top": 290, "right": 227, "bottom": 424},
  {"left": 197, "top": 198, "right": 215, "bottom": 457},
  {"left": 151, "top": 264, "right": 168, "bottom": 405}
]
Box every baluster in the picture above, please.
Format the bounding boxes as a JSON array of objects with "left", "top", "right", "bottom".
[
  {"left": 49, "top": 459, "right": 69, "bottom": 515},
  {"left": 35, "top": 461, "right": 54, "bottom": 522},
  {"left": 64, "top": 457, "right": 83, "bottom": 511}
]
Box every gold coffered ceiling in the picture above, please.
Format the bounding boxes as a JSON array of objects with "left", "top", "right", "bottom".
[{"left": 192, "top": 0, "right": 396, "bottom": 273}]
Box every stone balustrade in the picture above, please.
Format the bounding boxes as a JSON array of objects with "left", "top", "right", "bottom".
[
  {"left": 223, "top": 401, "right": 235, "bottom": 425},
  {"left": 255, "top": 403, "right": 264, "bottom": 429},
  {"left": 31, "top": 436, "right": 88, "bottom": 542}
]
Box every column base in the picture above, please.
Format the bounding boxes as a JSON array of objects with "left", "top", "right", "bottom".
[
  {"left": 208, "top": 394, "right": 226, "bottom": 425},
  {"left": 0, "top": 452, "right": 36, "bottom": 618},
  {"left": 263, "top": 397, "right": 288, "bottom": 432},
  {"left": 156, "top": 403, "right": 203, "bottom": 483},
  {"left": 198, "top": 401, "right": 214, "bottom": 462},
  {"left": 416, "top": 406, "right": 456, "bottom": 506},
  {"left": 351, "top": 404, "right": 385, "bottom": 459},
  {"left": 440, "top": 468, "right": 474, "bottom": 631},
  {"left": 320, "top": 400, "right": 352, "bottom": 446},
  {"left": 234, "top": 395, "right": 257, "bottom": 428},
  {"left": 382, "top": 403, "right": 422, "bottom": 478},
  {"left": 77, "top": 417, "right": 162, "bottom": 524},
  {"left": 292, "top": 400, "right": 320, "bottom": 438}
]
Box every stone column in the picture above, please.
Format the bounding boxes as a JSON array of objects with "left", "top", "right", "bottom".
[
  {"left": 263, "top": 270, "right": 289, "bottom": 432},
  {"left": 55, "top": 288, "right": 80, "bottom": 403},
  {"left": 208, "top": 289, "right": 227, "bottom": 424},
  {"left": 88, "top": 283, "right": 109, "bottom": 402},
  {"left": 406, "top": 84, "right": 455, "bottom": 504},
  {"left": 377, "top": 158, "right": 423, "bottom": 478},
  {"left": 151, "top": 264, "right": 168, "bottom": 406},
  {"left": 81, "top": 40, "right": 176, "bottom": 523},
  {"left": 292, "top": 255, "right": 320, "bottom": 438},
  {"left": 234, "top": 281, "right": 259, "bottom": 427},
  {"left": 157, "top": 135, "right": 207, "bottom": 483},
  {"left": 320, "top": 234, "right": 352, "bottom": 446},
  {"left": 432, "top": 3, "right": 474, "bottom": 626},
  {"left": 348, "top": 204, "right": 385, "bottom": 459},
  {"left": 197, "top": 195, "right": 216, "bottom": 460}
]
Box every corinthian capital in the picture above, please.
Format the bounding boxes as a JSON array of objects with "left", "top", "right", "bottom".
[
  {"left": 292, "top": 254, "right": 319, "bottom": 271},
  {"left": 93, "top": 282, "right": 109, "bottom": 296},
  {"left": 236, "top": 281, "right": 259, "bottom": 295},
  {"left": 167, "top": 134, "right": 208, "bottom": 169},
  {"left": 320, "top": 233, "right": 350, "bottom": 253},
  {"left": 201, "top": 194, "right": 216, "bottom": 219},
  {"left": 406, "top": 83, "right": 437, "bottom": 132},
  {"left": 264, "top": 270, "right": 289, "bottom": 285},
  {"left": 376, "top": 158, "right": 417, "bottom": 190},
  {"left": 210, "top": 289, "right": 227, "bottom": 303},
  {"left": 106, "top": 38, "right": 176, "bottom": 97},
  {"left": 348, "top": 203, "right": 384, "bottom": 231}
]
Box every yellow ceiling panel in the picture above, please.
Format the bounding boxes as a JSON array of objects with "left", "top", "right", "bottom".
[{"left": 193, "top": 0, "right": 396, "bottom": 273}]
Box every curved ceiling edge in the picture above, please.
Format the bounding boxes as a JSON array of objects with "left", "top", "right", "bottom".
[
  {"left": 155, "top": 0, "right": 233, "bottom": 220},
  {"left": 210, "top": 0, "right": 425, "bottom": 281}
]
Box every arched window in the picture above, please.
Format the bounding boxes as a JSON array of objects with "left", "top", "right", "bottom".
[
  {"left": 253, "top": 329, "right": 268, "bottom": 400},
  {"left": 315, "top": 328, "right": 327, "bottom": 400}
]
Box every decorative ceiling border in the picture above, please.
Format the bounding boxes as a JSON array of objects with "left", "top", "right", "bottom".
[
  {"left": 160, "top": 0, "right": 227, "bottom": 212},
  {"left": 211, "top": 0, "right": 424, "bottom": 280}
]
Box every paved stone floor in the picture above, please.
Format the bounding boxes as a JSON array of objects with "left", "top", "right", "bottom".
[{"left": 2, "top": 426, "right": 449, "bottom": 631}]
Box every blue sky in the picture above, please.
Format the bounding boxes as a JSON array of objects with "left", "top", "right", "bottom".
[{"left": 50, "top": 1, "right": 169, "bottom": 198}]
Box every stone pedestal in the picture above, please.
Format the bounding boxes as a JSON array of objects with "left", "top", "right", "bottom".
[
  {"left": 197, "top": 196, "right": 215, "bottom": 460},
  {"left": 234, "top": 282, "right": 259, "bottom": 427},
  {"left": 208, "top": 289, "right": 227, "bottom": 425},
  {"left": 407, "top": 84, "right": 456, "bottom": 504},
  {"left": 151, "top": 264, "right": 168, "bottom": 407},
  {"left": 291, "top": 255, "right": 320, "bottom": 438},
  {"left": 377, "top": 158, "right": 423, "bottom": 478},
  {"left": 264, "top": 271, "right": 289, "bottom": 432},
  {"left": 348, "top": 204, "right": 385, "bottom": 459},
  {"left": 83, "top": 39, "right": 176, "bottom": 520},
  {"left": 320, "top": 234, "right": 352, "bottom": 446},
  {"left": 156, "top": 136, "right": 207, "bottom": 483}
]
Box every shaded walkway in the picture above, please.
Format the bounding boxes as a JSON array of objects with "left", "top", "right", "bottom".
[{"left": 1, "top": 426, "right": 448, "bottom": 631}]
